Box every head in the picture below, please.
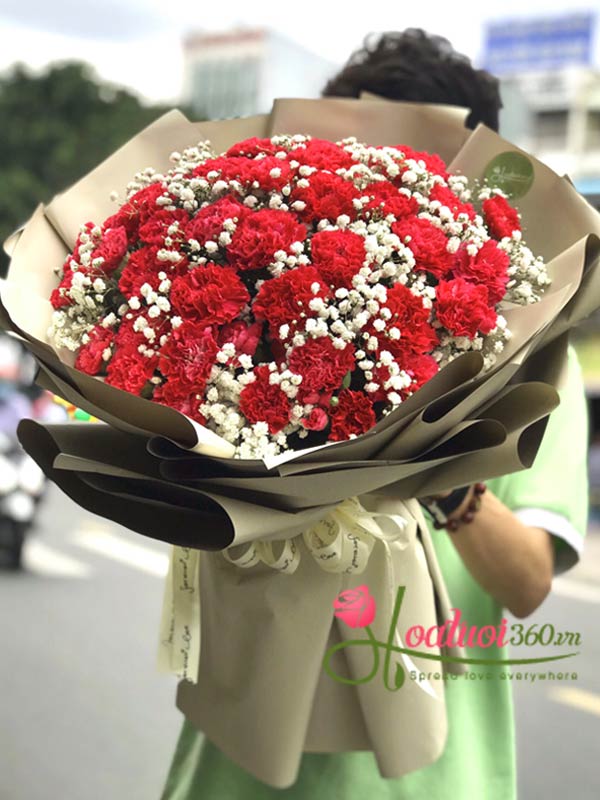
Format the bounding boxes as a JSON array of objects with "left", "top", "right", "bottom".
[{"left": 322, "top": 29, "right": 502, "bottom": 133}]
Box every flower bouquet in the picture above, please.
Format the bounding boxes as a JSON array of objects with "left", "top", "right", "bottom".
[{"left": 3, "top": 97, "right": 600, "bottom": 787}]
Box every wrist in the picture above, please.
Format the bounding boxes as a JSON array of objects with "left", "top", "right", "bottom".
[
  {"left": 445, "top": 483, "right": 487, "bottom": 531},
  {"left": 421, "top": 484, "right": 486, "bottom": 531},
  {"left": 420, "top": 486, "right": 471, "bottom": 528}
]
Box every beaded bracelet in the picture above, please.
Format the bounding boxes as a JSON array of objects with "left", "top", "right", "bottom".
[{"left": 442, "top": 483, "right": 487, "bottom": 532}]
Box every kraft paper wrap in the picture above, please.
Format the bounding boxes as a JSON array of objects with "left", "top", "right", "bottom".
[{"left": 4, "top": 97, "right": 600, "bottom": 787}]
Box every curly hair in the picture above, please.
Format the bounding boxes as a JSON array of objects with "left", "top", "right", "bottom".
[{"left": 322, "top": 29, "right": 502, "bottom": 132}]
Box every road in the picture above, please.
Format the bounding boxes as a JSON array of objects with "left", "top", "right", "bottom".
[
  {"left": 1, "top": 487, "right": 599, "bottom": 799},
  {"left": 0, "top": 487, "right": 181, "bottom": 800}
]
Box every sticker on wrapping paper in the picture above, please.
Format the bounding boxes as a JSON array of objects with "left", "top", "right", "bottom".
[{"left": 483, "top": 152, "right": 534, "bottom": 199}]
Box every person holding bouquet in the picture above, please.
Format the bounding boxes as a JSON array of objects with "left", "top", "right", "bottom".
[{"left": 160, "top": 30, "right": 589, "bottom": 800}]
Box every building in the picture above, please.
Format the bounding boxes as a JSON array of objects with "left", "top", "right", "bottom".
[
  {"left": 182, "top": 28, "right": 337, "bottom": 121},
  {"left": 482, "top": 12, "right": 600, "bottom": 198}
]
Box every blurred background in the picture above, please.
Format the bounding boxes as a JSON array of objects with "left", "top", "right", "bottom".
[{"left": 0, "top": 1, "right": 599, "bottom": 798}]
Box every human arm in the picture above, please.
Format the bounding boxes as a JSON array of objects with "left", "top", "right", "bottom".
[
  {"left": 424, "top": 346, "right": 589, "bottom": 617},
  {"left": 440, "top": 487, "right": 555, "bottom": 618}
]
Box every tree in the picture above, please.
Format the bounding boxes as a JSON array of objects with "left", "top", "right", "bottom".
[{"left": 0, "top": 61, "right": 189, "bottom": 275}]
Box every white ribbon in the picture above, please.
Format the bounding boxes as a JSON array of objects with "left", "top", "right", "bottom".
[
  {"left": 157, "top": 496, "right": 436, "bottom": 697},
  {"left": 222, "top": 496, "right": 407, "bottom": 576},
  {"left": 157, "top": 546, "right": 201, "bottom": 682},
  {"left": 223, "top": 536, "right": 301, "bottom": 574}
]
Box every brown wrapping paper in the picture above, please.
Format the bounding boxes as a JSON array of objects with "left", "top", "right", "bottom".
[
  {"left": 4, "top": 97, "right": 600, "bottom": 786},
  {"left": 177, "top": 499, "right": 458, "bottom": 788}
]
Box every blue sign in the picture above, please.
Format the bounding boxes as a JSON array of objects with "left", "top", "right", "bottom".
[{"left": 483, "top": 13, "right": 595, "bottom": 75}]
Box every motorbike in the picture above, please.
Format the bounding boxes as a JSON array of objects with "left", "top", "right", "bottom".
[
  {"left": 0, "top": 334, "right": 67, "bottom": 569},
  {"left": 0, "top": 427, "right": 45, "bottom": 569},
  {"left": 0, "top": 333, "right": 54, "bottom": 569}
]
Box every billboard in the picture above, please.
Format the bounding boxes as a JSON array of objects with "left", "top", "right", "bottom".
[{"left": 483, "top": 13, "right": 595, "bottom": 75}]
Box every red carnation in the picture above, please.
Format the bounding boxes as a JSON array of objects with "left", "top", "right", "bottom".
[
  {"left": 371, "top": 351, "right": 439, "bottom": 403},
  {"left": 289, "top": 337, "right": 356, "bottom": 404},
  {"left": 158, "top": 322, "right": 219, "bottom": 395},
  {"left": 170, "top": 264, "right": 250, "bottom": 326},
  {"left": 454, "top": 240, "right": 510, "bottom": 305},
  {"left": 192, "top": 156, "right": 250, "bottom": 183},
  {"left": 482, "top": 195, "right": 521, "bottom": 239},
  {"left": 429, "top": 185, "right": 476, "bottom": 220},
  {"left": 105, "top": 324, "right": 158, "bottom": 394},
  {"left": 239, "top": 365, "right": 291, "bottom": 434},
  {"left": 300, "top": 407, "right": 329, "bottom": 431},
  {"left": 289, "top": 139, "right": 356, "bottom": 171},
  {"left": 397, "top": 145, "right": 448, "bottom": 178},
  {"left": 252, "top": 266, "right": 330, "bottom": 338},
  {"left": 217, "top": 320, "right": 262, "bottom": 360},
  {"left": 152, "top": 380, "right": 207, "bottom": 424},
  {"left": 50, "top": 264, "right": 78, "bottom": 309},
  {"left": 227, "top": 209, "right": 307, "bottom": 271},
  {"left": 119, "top": 247, "right": 187, "bottom": 300},
  {"left": 186, "top": 195, "right": 249, "bottom": 245},
  {"left": 75, "top": 325, "right": 114, "bottom": 375},
  {"left": 377, "top": 283, "right": 438, "bottom": 357},
  {"left": 291, "top": 171, "right": 359, "bottom": 223},
  {"left": 310, "top": 229, "right": 366, "bottom": 289},
  {"left": 92, "top": 226, "right": 128, "bottom": 273},
  {"left": 364, "top": 182, "right": 419, "bottom": 219},
  {"left": 152, "top": 380, "right": 206, "bottom": 425},
  {"left": 194, "top": 155, "right": 293, "bottom": 192},
  {"left": 226, "top": 138, "right": 279, "bottom": 158},
  {"left": 133, "top": 184, "right": 171, "bottom": 225},
  {"left": 236, "top": 156, "right": 295, "bottom": 192},
  {"left": 403, "top": 353, "right": 439, "bottom": 396},
  {"left": 393, "top": 217, "right": 455, "bottom": 278},
  {"left": 104, "top": 183, "right": 169, "bottom": 243},
  {"left": 329, "top": 389, "right": 376, "bottom": 441},
  {"left": 435, "top": 278, "right": 497, "bottom": 337},
  {"left": 74, "top": 222, "right": 96, "bottom": 250},
  {"left": 139, "top": 209, "right": 190, "bottom": 246}
]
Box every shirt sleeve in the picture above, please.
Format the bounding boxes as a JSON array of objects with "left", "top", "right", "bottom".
[{"left": 488, "top": 345, "right": 589, "bottom": 575}]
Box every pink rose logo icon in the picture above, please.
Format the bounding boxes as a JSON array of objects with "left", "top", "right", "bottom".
[{"left": 333, "top": 585, "right": 376, "bottom": 628}]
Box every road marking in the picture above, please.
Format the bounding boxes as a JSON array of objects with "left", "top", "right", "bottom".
[
  {"left": 549, "top": 687, "right": 600, "bottom": 718},
  {"left": 23, "top": 539, "right": 92, "bottom": 578},
  {"left": 72, "top": 528, "right": 169, "bottom": 578},
  {"left": 552, "top": 577, "right": 600, "bottom": 604}
]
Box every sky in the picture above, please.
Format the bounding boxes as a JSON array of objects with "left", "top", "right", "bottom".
[{"left": 0, "top": 0, "right": 598, "bottom": 104}]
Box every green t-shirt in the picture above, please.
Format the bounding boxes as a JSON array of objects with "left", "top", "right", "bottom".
[{"left": 161, "top": 348, "right": 589, "bottom": 800}]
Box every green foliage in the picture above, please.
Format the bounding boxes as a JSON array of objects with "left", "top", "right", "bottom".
[{"left": 0, "top": 61, "right": 189, "bottom": 276}]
